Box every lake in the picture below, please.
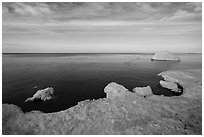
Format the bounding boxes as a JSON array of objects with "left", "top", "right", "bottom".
[{"left": 2, "top": 53, "right": 202, "bottom": 113}]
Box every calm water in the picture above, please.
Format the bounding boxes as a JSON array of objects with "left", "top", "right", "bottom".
[{"left": 2, "top": 53, "right": 202, "bottom": 113}]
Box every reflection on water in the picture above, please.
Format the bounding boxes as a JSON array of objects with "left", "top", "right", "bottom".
[{"left": 2, "top": 53, "right": 202, "bottom": 113}]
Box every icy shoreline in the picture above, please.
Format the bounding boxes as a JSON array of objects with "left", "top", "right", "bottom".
[{"left": 2, "top": 69, "right": 202, "bottom": 135}]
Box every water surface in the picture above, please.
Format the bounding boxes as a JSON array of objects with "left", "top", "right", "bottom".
[{"left": 2, "top": 53, "right": 202, "bottom": 113}]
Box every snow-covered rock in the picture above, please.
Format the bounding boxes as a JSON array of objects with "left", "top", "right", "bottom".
[
  {"left": 151, "top": 51, "right": 180, "bottom": 61},
  {"left": 25, "top": 87, "right": 54, "bottom": 102},
  {"left": 159, "top": 80, "right": 180, "bottom": 92},
  {"left": 104, "top": 82, "right": 128, "bottom": 99},
  {"left": 132, "top": 86, "right": 152, "bottom": 97}
]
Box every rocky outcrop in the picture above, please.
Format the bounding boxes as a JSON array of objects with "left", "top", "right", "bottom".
[
  {"left": 151, "top": 51, "right": 180, "bottom": 61},
  {"left": 159, "top": 81, "right": 181, "bottom": 93},
  {"left": 104, "top": 82, "right": 129, "bottom": 99},
  {"left": 132, "top": 86, "right": 152, "bottom": 97},
  {"left": 3, "top": 69, "right": 202, "bottom": 135},
  {"left": 25, "top": 87, "right": 54, "bottom": 102}
]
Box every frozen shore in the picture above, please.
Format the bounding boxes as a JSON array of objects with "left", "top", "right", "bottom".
[{"left": 2, "top": 69, "right": 202, "bottom": 135}]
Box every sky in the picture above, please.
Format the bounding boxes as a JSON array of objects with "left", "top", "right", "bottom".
[{"left": 2, "top": 2, "right": 202, "bottom": 53}]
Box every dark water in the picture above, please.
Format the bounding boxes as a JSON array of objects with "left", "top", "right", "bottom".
[{"left": 2, "top": 53, "right": 202, "bottom": 113}]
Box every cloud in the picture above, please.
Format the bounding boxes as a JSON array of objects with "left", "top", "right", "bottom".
[
  {"left": 194, "top": 6, "right": 201, "bottom": 12},
  {"left": 3, "top": 2, "right": 201, "bottom": 22},
  {"left": 2, "top": 2, "right": 202, "bottom": 35},
  {"left": 159, "top": 8, "right": 201, "bottom": 23},
  {"left": 2, "top": 2, "right": 201, "bottom": 53},
  {"left": 184, "top": 2, "right": 202, "bottom": 13},
  {"left": 1, "top": 2, "right": 170, "bottom": 20},
  {"left": 142, "top": 27, "right": 154, "bottom": 31},
  {"left": 3, "top": 2, "right": 52, "bottom": 16}
]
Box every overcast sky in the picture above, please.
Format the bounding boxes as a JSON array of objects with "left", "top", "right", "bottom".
[{"left": 2, "top": 2, "right": 202, "bottom": 53}]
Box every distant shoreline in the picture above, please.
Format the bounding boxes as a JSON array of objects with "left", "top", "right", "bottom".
[{"left": 2, "top": 52, "right": 202, "bottom": 55}]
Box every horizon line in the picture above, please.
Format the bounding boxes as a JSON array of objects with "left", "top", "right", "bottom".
[{"left": 2, "top": 52, "right": 202, "bottom": 54}]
